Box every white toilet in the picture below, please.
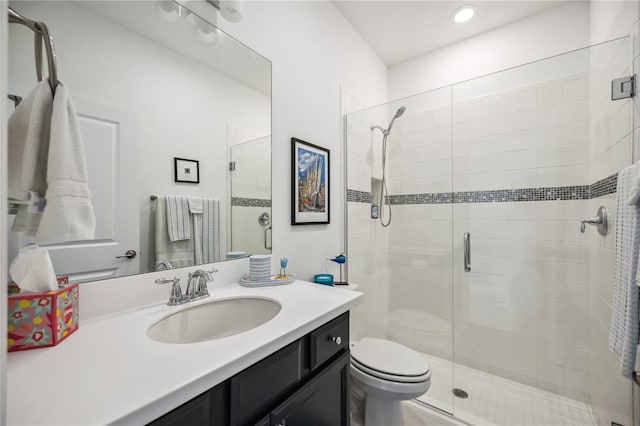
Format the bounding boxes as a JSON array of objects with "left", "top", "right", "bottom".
[{"left": 350, "top": 338, "right": 431, "bottom": 426}]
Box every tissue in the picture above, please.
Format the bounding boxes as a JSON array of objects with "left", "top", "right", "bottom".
[{"left": 9, "top": 244, "right": 58, "bottom": 292}]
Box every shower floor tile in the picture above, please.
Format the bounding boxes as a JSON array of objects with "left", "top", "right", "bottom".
[{"left": 416, "top": 353, "right": 597, "bottom": 426}]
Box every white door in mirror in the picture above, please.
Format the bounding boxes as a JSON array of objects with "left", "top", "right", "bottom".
[{"left": 7, "top": 90, "right": 140, "bottom": 283}]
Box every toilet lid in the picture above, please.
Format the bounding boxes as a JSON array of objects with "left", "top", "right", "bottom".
[
  {"left": 351, "top": 338, "right": 430, "bottom": 377},
  {"left": 351, "top": 357, "right": 431, "bottom": 383}
]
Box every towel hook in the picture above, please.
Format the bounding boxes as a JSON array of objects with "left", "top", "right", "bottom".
[{"left": 580, "top": 206, "right": 608, "bottom": 236}]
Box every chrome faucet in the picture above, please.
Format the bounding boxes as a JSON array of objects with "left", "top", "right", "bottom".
[
  {"left": 185, "top": 269, "right": 218, "bottom": 301},
  {"left": 155, "top": 269, "right": 217, "bottom": 306}
]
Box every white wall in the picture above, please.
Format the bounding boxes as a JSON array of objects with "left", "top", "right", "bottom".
[
  {"left": 186, "top": 0, "right": 389, "bottom": 281},
  {"left": 389, "top": 2, "right": 590, "bottom": 100}
]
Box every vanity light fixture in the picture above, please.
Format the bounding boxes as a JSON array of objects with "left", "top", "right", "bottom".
[
  {"left": 453, "top": 5, "right": 475, "bottom": 23},
  {"left": 156, "top": 1, "right": 190, "bottom": 22},
  {"left": 157, "top": 0, "right": 243, "bottom": 25},
  {"left": 207, "top": 0, "right": 244, "bottom": 23}
]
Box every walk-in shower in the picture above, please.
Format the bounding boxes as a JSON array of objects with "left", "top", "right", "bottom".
[
  {"left": 346, "top": 36, "right": 634, "bottom": 426},
  {"left": 371, "top": 106, "right": 406, "bottom": 227}
]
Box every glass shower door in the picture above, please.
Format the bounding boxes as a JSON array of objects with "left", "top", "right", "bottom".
[
  {"left": 345, "top": 86, "right": 457, "bottom": 419},
  {"left": 228, "top": 136, "right": 272, "bottom": 257},
  {"left": 450, "top": 38, "right": 633, "bottom": 425}
]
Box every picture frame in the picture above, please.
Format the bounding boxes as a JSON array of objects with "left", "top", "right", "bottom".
[
  {"left": 291, "top": 138, "right": 330, "bottom": 225},
  {"left": 174, "top": 157, "right": 200, "bottom": 184}
]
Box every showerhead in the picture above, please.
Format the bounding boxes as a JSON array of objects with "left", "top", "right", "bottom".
[
  {"left": 371, "top": 106, "right": 408, "bottom": 136},
  {"left": 386, "top": 106, "right": 407, "bottom": 135}
]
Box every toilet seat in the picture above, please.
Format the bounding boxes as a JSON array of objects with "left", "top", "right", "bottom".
[
  {"left": 351, "top": 338, "right": 430, "bottom": 381},
  {"left": 351, "top": 357, "right": 431, "bottom": 383}
]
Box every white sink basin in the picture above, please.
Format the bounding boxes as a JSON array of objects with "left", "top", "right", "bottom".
[{"left": 147, "top": 297, "right": 282, "bottom": 344}]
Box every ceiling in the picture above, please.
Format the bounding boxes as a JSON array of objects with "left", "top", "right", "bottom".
[{"left": 334, "top": 1, "right": 570, "bottom": 66}]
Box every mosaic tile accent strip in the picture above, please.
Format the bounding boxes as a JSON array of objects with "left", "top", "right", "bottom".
[
  {"left": 451, "top": 186, "right": 590, "bottom": 204},
  {"left": 347, "top": 174, "right": 619, "bottom": 205},
  {"left": 390, "top": 193, "right": 452, "bottom": 205},
  {"left": 231, "top": 197, "right": 271, "bottom": 207},
  {"left": 590, "top": 173, "right": 618, "bottom": 198},
  {"left": 347, "top": 189, "right": 371, "bottom": 203}
]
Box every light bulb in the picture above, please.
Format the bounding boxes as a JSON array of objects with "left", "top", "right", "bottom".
[{"left": 453, "top": 6, "right": 475, "bottom": 23}]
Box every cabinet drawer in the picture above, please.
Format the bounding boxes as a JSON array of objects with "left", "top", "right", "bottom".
[
  {"left": 230, "top": 339, "right": 302, "bottom": 425},
  {"left": 310, "top": 312, "right": 349, "bottom": 370}
]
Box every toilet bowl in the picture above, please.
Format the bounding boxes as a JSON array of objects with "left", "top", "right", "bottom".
[{"left": 350, "top": 338, "right": 431, "bottom": 426}]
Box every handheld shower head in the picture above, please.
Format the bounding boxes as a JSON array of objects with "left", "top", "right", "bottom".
[
  {"left": 370, "top": 106, "right": 408, "bottom": 136},
  {"left": 386, "top": 106, "right": 407, "bottom": 135}
]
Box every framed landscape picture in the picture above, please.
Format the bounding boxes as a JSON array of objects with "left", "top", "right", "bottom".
[{"left": 291, "top": 138, "right": 329, "bottom": 225}]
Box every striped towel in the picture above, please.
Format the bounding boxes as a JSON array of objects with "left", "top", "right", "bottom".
[
  {"left": 609, "top": 165, "right": 640, "bottom": 378},
  {"left": 165, "top": 195, "right": 190, "bottom": 241},
  {"left": 191, "top": 197, "right": 220, "bottom": 264},
  {"left": 154, "top": 195, "right": 195, "bottom": 269}
]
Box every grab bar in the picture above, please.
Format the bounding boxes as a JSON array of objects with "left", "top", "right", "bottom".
[{"left": 463, "top": 232, "right": 471, "bottom": 272}]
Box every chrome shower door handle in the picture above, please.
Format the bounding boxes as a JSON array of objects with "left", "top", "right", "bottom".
[
  {"left": 463, "top": 232, "right": 471, "bottom": 272},
  {"left": 265, "top": 226, "right": 272, "bottom": 250}
]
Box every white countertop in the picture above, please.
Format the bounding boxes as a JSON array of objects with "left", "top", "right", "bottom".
[{"left": 7, "top": 280, "right": 363, "bottom": 426}]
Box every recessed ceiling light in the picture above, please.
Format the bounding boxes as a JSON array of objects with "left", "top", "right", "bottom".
[{"left": 453, "top": 6, "right": 475, "bottom": 23}]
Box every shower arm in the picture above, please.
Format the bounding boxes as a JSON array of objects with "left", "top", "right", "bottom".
[{"left": 370, "top": 125, "right": 388, "bottom": 136}]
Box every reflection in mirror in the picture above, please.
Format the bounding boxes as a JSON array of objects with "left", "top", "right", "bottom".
[{"left": 6, "top": 1, "right": 272, "bottom": 284}]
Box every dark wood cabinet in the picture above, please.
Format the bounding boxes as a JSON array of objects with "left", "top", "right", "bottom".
[
  {"left": 270, "top": 351, "right": 349, "bottom": 426},
  {"left": 148, "top": 392, "right": 212, "bottom": 426},
  {"left": 148, "top": 312, "right": 350, "bottom": 426}
]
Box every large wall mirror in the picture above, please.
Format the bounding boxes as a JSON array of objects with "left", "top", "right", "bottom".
[{"left": 6, "top": 1, "right": 272, "bottom": 283}]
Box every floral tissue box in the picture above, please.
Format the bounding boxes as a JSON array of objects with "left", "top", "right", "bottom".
[{"left": 7, "top": 277, "right": 79, "bottom": 352}]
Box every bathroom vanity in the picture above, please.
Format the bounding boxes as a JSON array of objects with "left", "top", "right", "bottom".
[
  {"left": 6, "top": 280, "right": 362, "bottom": 425},
  {"left": 150, "top": 312, "right": 350, "bottom": 426}
]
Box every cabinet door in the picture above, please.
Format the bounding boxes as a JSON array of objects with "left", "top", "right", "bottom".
[
  {"left": 147, "top": 392, "right": 211, "bottom": 426},
  {"left": 270, "top": 351, "right": 349, "bottom": 426}
]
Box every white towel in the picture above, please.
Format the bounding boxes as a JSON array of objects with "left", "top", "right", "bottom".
[
  {"left": 627, "top": 162, "right": 640, "bottom": 205},
  {"left": 210, "top": 199, "right": 221, "bottom": 262},
  {"left": 8, "top": 80, "right": 52, "bottom": 201},
  {"left": 609, "top": 165, "right": 640, "bottom": 378},
  {"left": 192, "top": 197, "right": 219, "bottom": 264},
  {"left": 165, "top": 195, "right": 190, "bottom": 241},
  {"left": 8, "top": 81, "right": 52, "bottom": 234},
  {"left": 154, "top": 195, "right": 195, "bottom": 269},
  {"left": 188, "top": 197, "right": 203, "bottom": 214},
  {"left": 35, "top": 82, "right": 96, "bottom": 244}
]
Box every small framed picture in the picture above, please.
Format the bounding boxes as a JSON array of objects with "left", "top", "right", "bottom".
[
  {"left": 174, "top": 157, "right": 200, "bottom": 184},
  {"left": 291, "top": 138, "right": 329, "bottom": 225}
]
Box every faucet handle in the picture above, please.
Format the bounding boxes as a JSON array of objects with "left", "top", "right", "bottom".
[
  {"left": 204, "top": 269, "right": 218, "bottom": 282},
  {"left": 191, "top": 269, "right": 218, "bottom": 298},
  {"left": 155, "top": 277, "right": 184, "bottom": 306}
]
